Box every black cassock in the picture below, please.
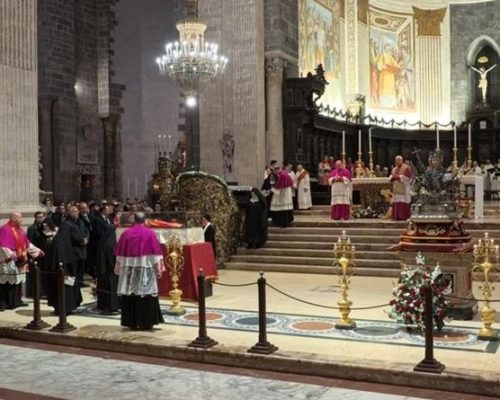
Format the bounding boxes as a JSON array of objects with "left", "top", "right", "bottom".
[
  {"left": 47, "top": 221, "right": 84, "bottom": 314},
  {"left": 26, "top": 224, "right": 53, "bottom": 298},
  {"left": 94, "top": 214, "right": 120, "bottom": 313},
  {"left": 244, "top": 192, "right": 268, "bottom": 248}
]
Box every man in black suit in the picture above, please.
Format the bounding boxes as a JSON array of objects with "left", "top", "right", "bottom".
[
  {"left": 202, "top": 214, "right": 216, "bottom": 258},
  {"left": 93, "top": 204, "right": 119, "bottom": 314},
  {"left": 67, "top": 206, "right": 89, "bottom": 287},
  {"left": 79, "top": 202, "right": 96, "bottom": 279}
]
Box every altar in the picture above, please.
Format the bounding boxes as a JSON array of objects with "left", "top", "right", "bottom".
[
  {"left": 350, "top": 176, "right": 484, "bottom": 219},
  {"left": 154, "top": 228, "right": 218, "bottom": 301}
]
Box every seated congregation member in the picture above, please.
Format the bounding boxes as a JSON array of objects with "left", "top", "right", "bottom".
[
  {"left": 115, "top": 213, "right": 164, "bottom": 331},
  {"left": 270, "top": 165, "right": 294, "bottom": 227},
  {"left": 244, "top": 188, "right": 268, "bottom": 248},
  {"left": 329, "top": 160, "right": 352, "bottom": 221},
  {"left": 202, "top": 214, "right": 217, "bottom": 257}
]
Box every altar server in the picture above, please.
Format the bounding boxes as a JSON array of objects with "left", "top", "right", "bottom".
[
  {"left": 270, "top": 166, "right": 294, "bottom": 227},
  {"left": 296, "top": 164, "right": 312, "bottom": 210}
]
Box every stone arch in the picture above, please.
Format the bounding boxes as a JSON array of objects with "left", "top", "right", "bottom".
[
  {"left": 466, "top": 35, "right": 500, "bottom": 65},
  {"left": 465, "top": 35, "right": 500, "bottom": 111}
]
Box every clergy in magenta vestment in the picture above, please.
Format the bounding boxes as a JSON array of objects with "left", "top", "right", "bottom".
[
  {"left": 270, "top": 168, "right": 294, "bottom": 227},
  {"left": 0, "top": 214, "right": 42, "bottom": 310},
  {"left": 114, "top": 213, "right": 165, "bottom": 330},
  {"left": 390, "top": 156, "right": 412, "bottom": 221},
  {"left": 296, "top": 165, "right": 312, "bottom": 210},
  {"left": 328, "top": 161, "right": 352, "bottom": 220}
]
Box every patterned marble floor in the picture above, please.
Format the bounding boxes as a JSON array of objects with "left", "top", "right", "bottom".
[
  {"left": 75, "top": 303, "right": 499, "bottom": 354},
  {"left": 0, "top": 342, "right": 426, "bottom": 400}
]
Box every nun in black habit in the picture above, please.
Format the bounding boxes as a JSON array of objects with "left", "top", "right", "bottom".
[{"left": 244, "top": 188, "right": 268, "bottom": 249}]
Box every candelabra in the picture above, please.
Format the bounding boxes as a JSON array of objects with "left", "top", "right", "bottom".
[
  {"left": 166, "top": 235, "right": 186, "bottom": 315},
  {"left": 333, "top": 231, "right": 356, "bottom": 329},
  {"left": 472, "top": 232, "right": 499, "bottom": 340}
]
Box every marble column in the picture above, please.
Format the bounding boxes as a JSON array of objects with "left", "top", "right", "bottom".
[
  {"left": 265, "top": 56, "right": 285, "bottom": 164},
  {"left": 0, "top": 0, "right": 40, "bottom": 216},
  {"left": 102, "top": 115, "right": 121, "bottom": 199}
]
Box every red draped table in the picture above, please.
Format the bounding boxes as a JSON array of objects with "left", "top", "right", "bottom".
[{"left": 158, "top": 242, "right": 218, "bottom": 301}]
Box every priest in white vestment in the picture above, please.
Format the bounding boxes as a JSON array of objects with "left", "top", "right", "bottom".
[
  {"left": 270, "top": 167, "right": 294, "bottom": 227},
  {"left": 296, "top": 164, "right": 312, "bottom": 210}
]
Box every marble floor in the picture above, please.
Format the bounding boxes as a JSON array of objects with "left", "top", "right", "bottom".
[
  {"left": 0, "top": 339, "right": 490, "bottom": 400},
  {"left": 0, "top": 271, "right": 499, "bottom": 397}
]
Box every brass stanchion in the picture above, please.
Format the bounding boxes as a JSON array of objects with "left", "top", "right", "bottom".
[
  {"left": 189, "top": 270, "right": 218, "bottom": 349},
  {"left": 25, "top": 261, "right": 50, "bottom": 330},
  {"left": 248, "top": 272, "right": 278, "bottom": 354},
  {"left": 414, "top": 286, "right": 445, "bottom": 373},
  {"left": 473, "top": 233, "right": 499, "bottom": 340},
  {"left": 49, "top": 263, "right": 76, "bottom": 333},
  {"left": 333, "top": 231, "right": 356, "bottom": 329},
  {"left": 165, "top": 236, "right": 186, "bottom": 315}
]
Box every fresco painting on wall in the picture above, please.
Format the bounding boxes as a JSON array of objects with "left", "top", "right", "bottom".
[
  {"left": 299, "top": 0, "right": 341, "bottom": 105},
  {"left": 369, "top": 9, "right": 415, "bottom": 112}
]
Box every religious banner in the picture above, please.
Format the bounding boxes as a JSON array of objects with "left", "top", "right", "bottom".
[
  {"left": 368, "top": 8, "right": 415, "bottom": 112},
  {"left": 299, "top": 0, "right": 342, "bottom": 105}
]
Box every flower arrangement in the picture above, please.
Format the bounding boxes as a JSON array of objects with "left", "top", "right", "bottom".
[{"left": 388, "top": 253, "right": 453, "bottom": 332}]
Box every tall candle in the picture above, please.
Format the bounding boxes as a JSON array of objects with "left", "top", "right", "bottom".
[
  {"left": 135, "top": 177, "right": 138, "bottom": 198},
  {"left": 368, "top": 128, "right": 372, "bottom": 153},
  {"left": 453, "top": 126, "right": 457, "bottom": 149},
  {"left": 436, "top": 127, "right": 440, "bottom": 150},
  {"left": 358, "top": 130, "right": 362, "bottom": 155},
  {"left": 127, "top": 178, "right": 131, "bottom": 198},
  {"left": 168, "top": 134, "right": 172, "bottom": 154},
  {"left": 342, "top": 130, "right": 346, "bottom": 154},
  {"left": 145, "top": 173, "right": 148, "bottom": 194},
  {"left": 158, "top": 134, "right": 162, "bottom": 154},
  {"left": 468, "top": 124, "right": 472, "bottom": 147}
]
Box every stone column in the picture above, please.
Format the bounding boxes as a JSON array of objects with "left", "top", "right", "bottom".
[
  {"left": 0, "top": 0, "right": 40, "bottom": 216},
  {"left": 102, "top": 115, "right": 121, "bottom": 199},
  {"left": 413, "top": 7, "right": 447, "bottom": 124},
  {"left": 38, "top": 97, "right": 56, "bottom": 193},
  {"left": 265, "top": 56, "right": 285, "bottom": 164}
]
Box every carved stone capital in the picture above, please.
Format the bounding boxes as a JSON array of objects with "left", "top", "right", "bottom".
[
  {"left": 413, "top": 7, "right": 446, "bottom": 37},
  {"left": 265, "top": 57, "right": 285, "bottom": 78},
  {"left": 358, "top": 0, "right": 368, "bottom": 24}
]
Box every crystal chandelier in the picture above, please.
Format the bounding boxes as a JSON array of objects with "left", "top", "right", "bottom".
[{"left": 156, "top": 0, "right": 228, "bottom": 107}]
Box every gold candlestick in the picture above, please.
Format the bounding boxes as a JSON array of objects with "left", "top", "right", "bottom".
[
  {"left": 341, "top": 152, "right": 346, "bottom": 165},
  {"left": 467, "top": 146, "right": 473, "bottom": 169},
  {"left": 165, "top": 235, "right": 186, "bottom": 315},
  {"left": 472, "top": 233, "right": 499, "bottom": 340},
  {"left": 333, "top": 231, "right": 356, "bottom": 329},
  {"left": 368, "top": 151, "right": 375, "bottom": 177},
  {"left": 452, "top": 147, "right": 458, "bottom": 172}
]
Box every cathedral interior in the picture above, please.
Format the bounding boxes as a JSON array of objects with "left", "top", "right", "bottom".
[{"left": 0, "top": 0, "right": 500, "bottom": 399}]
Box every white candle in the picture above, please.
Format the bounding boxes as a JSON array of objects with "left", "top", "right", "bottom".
[
  {"left": 145, "top": 173, "right": 148, "bottom": 194},
  {"left": 342, "top": 130, "right": 345, "bottom": 154},
  {"left": 368, "top": 128, "right": 372, "bottom": 153},
  {"left": 436, "top": 127, "right": 440, "bottom": 150},
  {"left": 468, "top": 124, "right": 472, "bottom": 147},
  {"left": 168, "top": 134, "right": 172, "bottom": 154},
  {"left": 453, "top": 126, "right": 457, "bottom": 149},
  {"left": 358, "top": 130, "right": 362, "bottom": 155},
  {"left": 135, "top": 177, "right": 138, "bottom": 198},
  {"left": 158, "top": 134, "right": 162, "bottom": 154},
  {"left": 127, "top": 178, "right": 131, "bottom": 198},
  {"left": 163, "top": 134, "right": 167, "bottom": 154}
]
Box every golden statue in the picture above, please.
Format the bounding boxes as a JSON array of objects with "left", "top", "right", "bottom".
[{"left": 470, "top": 64, "right": 497, "bottom": 104}]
